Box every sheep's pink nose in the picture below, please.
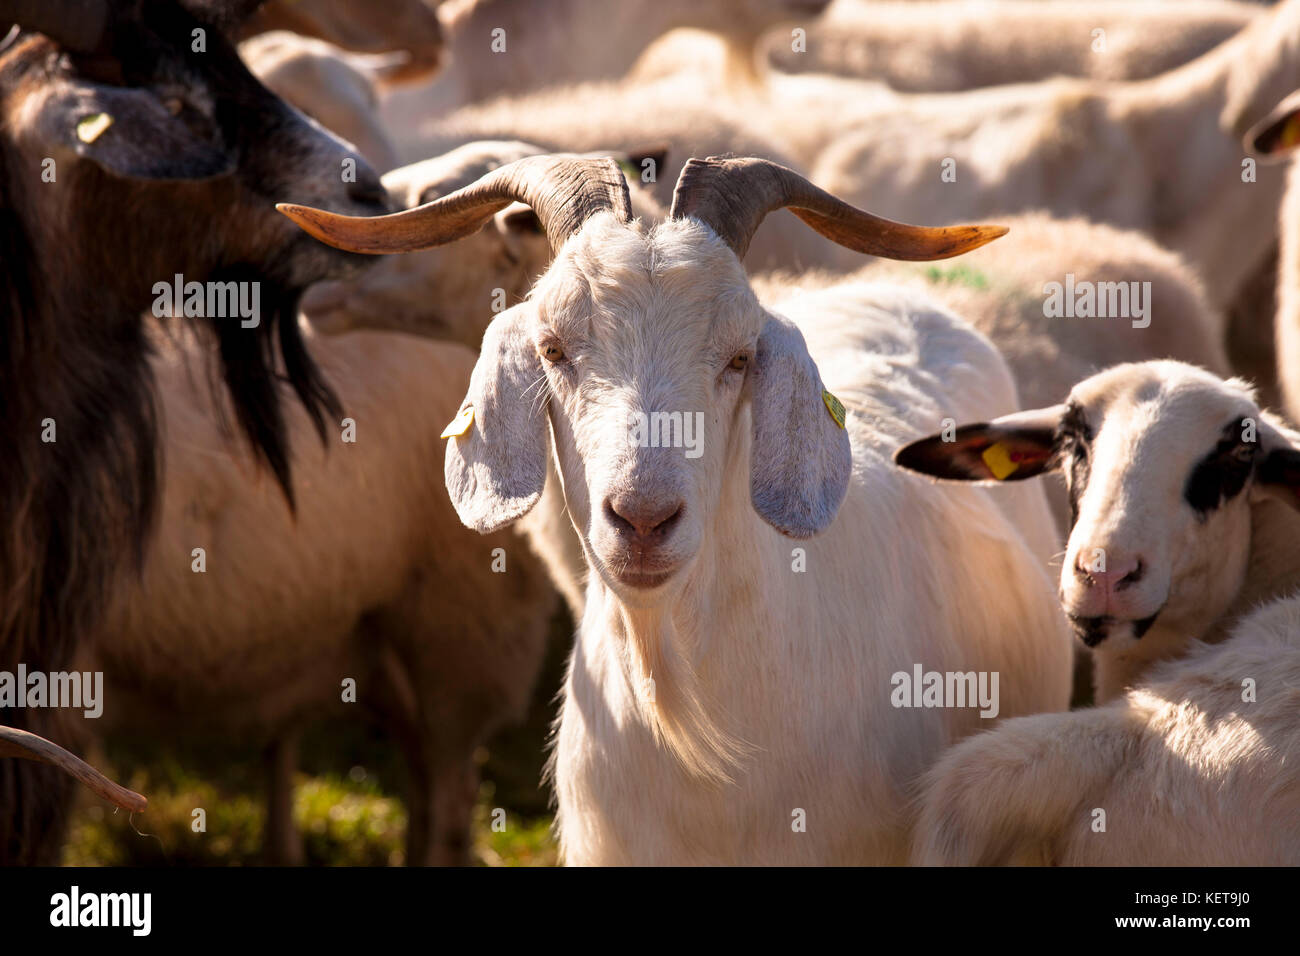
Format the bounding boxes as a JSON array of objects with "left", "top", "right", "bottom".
[
  {"left": 604, "top": 496, "right": 684, "bottom": 541},
  {"left": 1073, "top": 550, "right": 1143, "bottom": 591}
]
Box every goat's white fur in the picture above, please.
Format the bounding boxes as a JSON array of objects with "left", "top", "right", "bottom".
[{"left": 446, "top": 212, "right": 1072, "bottom": 864}]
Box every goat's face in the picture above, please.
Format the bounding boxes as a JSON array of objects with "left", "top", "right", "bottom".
[
  {"left": 430, "top": 212, "right": 850, "bottom": 604},
  {"left": 2, "top": 0, "right": 390, "bottom": 303},
  {"left": 532, "top": 218, "right": 762, "bottom": 597},
  {"left": 897, "top": 361, "right": 1300, "bottom": 650}
]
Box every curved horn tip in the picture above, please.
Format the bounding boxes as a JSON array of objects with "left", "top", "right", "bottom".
[{"left": 275, "top": 202, "right": 388, "bottom": 255}]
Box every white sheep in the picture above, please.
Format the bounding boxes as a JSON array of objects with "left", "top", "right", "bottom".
[
  {"left": 763, "top": 1, "right": 1256, "bottom": 91},
  {"left": 278, "top": 154, "right": 1074, "bottom": 864},
  {"left": 897, "top": 360, "right": 1300, "bottom": 702},
  {"left": 798, "top": 0, "right": 1300, "bottom": 316},
  {"left": 1244, "top": 89, "right": 1300, "bottom": 424},
  {"left": 911, "top": 592, "right": 1300, "bottom": 865},
  {"left": 381, "top": 0, "right": 830, "bottom": 122},
  {"left": 240, "top": 32, "right": 401, "bottom": 171},
  {"left": 95, "top": 325, "right": 560, "bottom": 866}
]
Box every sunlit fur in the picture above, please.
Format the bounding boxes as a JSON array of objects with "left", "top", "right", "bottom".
[
  {"left": 497, "top": 214, "right": 1074, "bottom": 864},
  {"left": 913, "top": 593, "right": 1300, "bottom": 866}
]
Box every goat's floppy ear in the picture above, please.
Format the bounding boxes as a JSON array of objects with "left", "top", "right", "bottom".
[
  {"left": 1245, "top": 90, "right": 1300, "bottom": 162},
  {"left": 894, "top": 405, "right": 1065, "bottom": 482},
  {"left": 444, "top": 307, "right": 548, "bottom": 533},
  {"left": 1252, "top": 414, "right": 1300, "bottom": 507},
  {"left": 749, "top": 314, "right": 852, "bottom": 537},
  {"left": 34, "top": 79, "right": 234, "bottom": 181}
]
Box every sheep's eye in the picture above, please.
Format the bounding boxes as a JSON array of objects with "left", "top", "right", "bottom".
[
  {"left": 540, "top": 342, "right": 565, "bottom": 363},
  {"left": 163, "top": 96, "right": 184, "bottom": 117},
  {"left": 728, "top": 351, "right": 750, "bottom": 372},
  {"left": 1231, "top": 442, "right": 1257, "bottom": 463}
]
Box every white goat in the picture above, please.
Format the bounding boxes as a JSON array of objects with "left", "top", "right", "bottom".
[
  {"left": 278, "top": 155, "right": 1074, "bottom": 864},
  {"left": 897, "top": 361, "right": 1300, "bottom": 702},
  {"left": 912, "top": 591, "right": 1300, "bottom": 866},
  {"left": 798, "top": 0, "right": 1300, "bottom": 315}
]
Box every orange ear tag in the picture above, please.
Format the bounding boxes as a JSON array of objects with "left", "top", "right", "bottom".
[
  {"left": 1283, "top": 115, "right": 1300, "bottom": 150},
  {"left": 440, "top": 405, "right": 475, "bottom": 439},
  {"left": 822, "top": 389, "right": 847, "bottom": 429},
  {"left": 981, "top": 442, "right": 1019, "bottom": 480}
]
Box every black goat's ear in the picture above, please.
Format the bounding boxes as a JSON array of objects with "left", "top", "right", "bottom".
[{"left": 33, "top": 78, "right": 234, "bottom": 181}]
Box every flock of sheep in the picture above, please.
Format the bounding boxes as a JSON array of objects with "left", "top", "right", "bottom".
[{"left": 2, "top": 0, "right": 1299, "bottom": 867}]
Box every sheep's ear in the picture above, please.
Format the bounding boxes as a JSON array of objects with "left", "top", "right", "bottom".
[
  {"left": 1245, "top": 90, "right": 1300, "bottom": 161},
  {"left": 1252, "top": 415, "right": 1300, "bottom": 507},
  {"left": 33, "top": 78, "right": 234, "bottom": 181},
  {"left": 749, "top": 314, "right": 852, "bottom": 537},
  {"left": 894, "top": 405, "right": 1064, "bottom": 482},
  {"left": 443, "top": 307, "right": 548, "bottom": 532}
]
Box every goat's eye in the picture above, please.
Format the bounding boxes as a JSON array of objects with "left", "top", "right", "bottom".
[
  {"left": 728, "top": 351, "right": 750, "bottom": 372},
  {"left": 539, "top": 342, "right": 565, "bottom": 363},
  {"left": 1232, "top": 442, "right": 1257, "bottom": 463},
  {"left": 162, "top": 96, "right": 184, "bottom": 117}
]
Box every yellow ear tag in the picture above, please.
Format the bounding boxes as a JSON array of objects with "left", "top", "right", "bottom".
[
  {"left": 822, "top": 389, "right": 847, "bottom": 429},
  {"left": 76, "top": 112, "right": 113, "bottom": 144},
  {"left": 981, "top": 441, "right": 1019, "bottom": 480},
  {"left": 440, "top": 405, "right": 474, "bottom": 439}
]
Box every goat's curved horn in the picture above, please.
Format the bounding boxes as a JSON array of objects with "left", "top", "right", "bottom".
[
  {"left": 669, "top": 156, "right": 1008, "bottom": 261},
  {"left": 278, "top": 155, "right": 633, "bottom": 256},
  {"left": 0, "top": 725, "right": 147, "bottom": 812},
  {"left": 0, "top": 0, "right": 112, "bottom": 53}
]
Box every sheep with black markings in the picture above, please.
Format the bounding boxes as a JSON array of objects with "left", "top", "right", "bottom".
[{"left": 897, "top": 361, "right": 1300, "bottom": 702}]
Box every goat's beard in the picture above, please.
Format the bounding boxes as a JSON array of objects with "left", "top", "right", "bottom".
[{"left": 613, "top": 600, "right": 753, "bottom": 785}]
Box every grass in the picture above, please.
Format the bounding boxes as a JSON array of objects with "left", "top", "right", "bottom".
[
  {"left": 63, "top": 607, "right": 572, "bottom": 867},
  {"left": 923, "top": 263, "right": 991, "bottom": 290}
]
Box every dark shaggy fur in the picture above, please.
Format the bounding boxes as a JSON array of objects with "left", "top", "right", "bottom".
[{"left": 0, "top": 0, "right": 379, "bottom": 863}]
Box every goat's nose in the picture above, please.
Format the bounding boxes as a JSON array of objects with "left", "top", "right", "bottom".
[
  {"left": 605, "top": 496, "right": 684, "bottom": 540},
  {"left": 1073, "top": 549, "right": 1143, "bottom": 591},
  {"left": 345, "top": 160, "right": 391, "bottom": 210}
]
